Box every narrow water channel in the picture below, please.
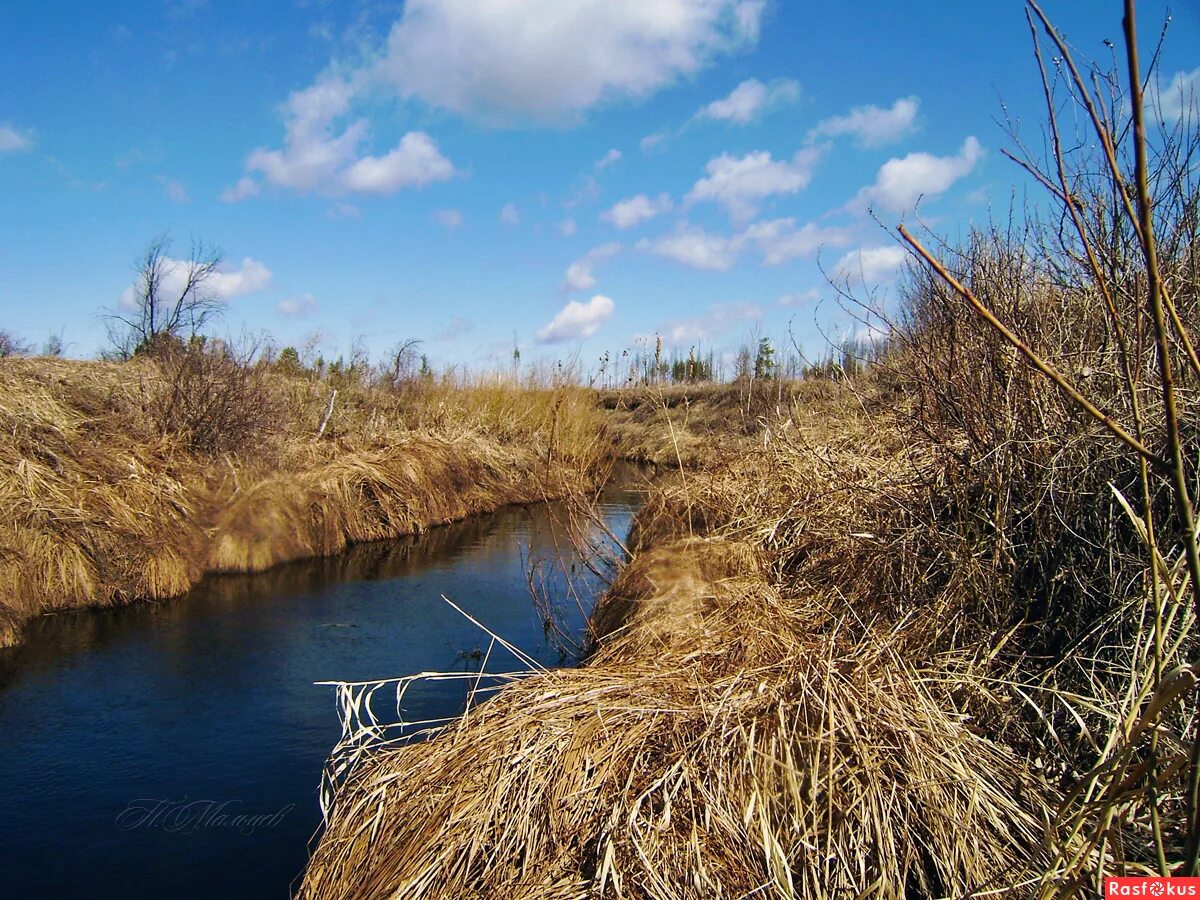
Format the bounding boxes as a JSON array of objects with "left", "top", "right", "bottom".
[{"left": 0, "top": 478, "right": 642, "bottom": 899}]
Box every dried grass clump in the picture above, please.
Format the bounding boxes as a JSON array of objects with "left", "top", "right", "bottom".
[{"left": 300, "top": 539, "right": 1050, "bottom": 900}]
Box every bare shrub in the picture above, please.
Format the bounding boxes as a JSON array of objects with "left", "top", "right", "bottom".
[
  {"left": 0, "top": 329, "right": 31, "bottom": 357},
  {"left": 148, "top": 337, "right": 281, "bottom": 455}
]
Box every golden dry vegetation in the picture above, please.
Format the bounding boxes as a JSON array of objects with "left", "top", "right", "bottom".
[{"left": 0, "top": 354, "right": 607, "bottom": 647}]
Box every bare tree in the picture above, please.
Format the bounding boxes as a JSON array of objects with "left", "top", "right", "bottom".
[
  {"left": 0, "top": 330, "right": 31, "bottom": 358},
  {"left": 105, "top": 235, "right": 224, "bottom": 357}
]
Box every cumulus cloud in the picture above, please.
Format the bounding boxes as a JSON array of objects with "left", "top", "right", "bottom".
[
  {"left": 499, "top": 202, "right": 521, "bottom": 225},
  {"left": 371, "top": 0, "right": 765, "bottom": 123},
  {"left": 637, "top": 224, "right": 743, "bottom": 271},
  {"left": 595, "top": 148, "right": 623, "bottom": 169},
  {"left": 220, "top": 176, "right": 260, "bottom": 203},
  {"left": 639, "top": 215, "right": 845, "bottom": 271},
  {"left": 602, "top": 193, "right": 673, "bottom": 230},
  {"left": 653, "top": 301, "right": 760, "bottom": 346},
  {"left": 434, "top": 208, "right": 463, "bottom": 229},
  {"left": 808, "top": 96, "right": 920, "bottom": 147},
  {"left": 536, "top": 294, "right": 615, "bottom": 343},
  {"left": 339, "top": 132, "right": 456, "bottom": 193},
  {"left": 696, "top": 77, "right": 800, "bottom": 124},
  {"left": 563, "top": 242, "right": 621, "bottom": 291},
  {"left": 853, "top": 136, "right": 982, "bottom": 213},
  {"left": 206, "top": 258, "right": 274, "bottom": 298},
  {"left": 832, "top": 246, "right": 908, "bottom": 287},
  {"left": 119, "top": 256, "right": 273, "bottom": 309},
  {"left": 0, "top": 123, "right": 35, "bottom": 154},
  {"left": 245, "top": 78, "right": 456, "bottom": 195},
  {"left": 558, "top": 218, "right": 578, "bottom": 237},
  {"left": 1152, "top": 66, "right": 1200, "bottom": 122},
  {"left": 278, "top": 293, "right": 317, "bottom": 317},
  {"left": 686, "top": 147, "right": 821, "bottom": 221},
  {"left": 743, "top": 217, "right": 850, "bottom": 265}
]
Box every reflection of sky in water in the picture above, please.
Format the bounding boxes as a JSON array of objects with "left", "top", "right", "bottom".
[{"left": 0, "top": 477, "right": 643, "bottom": 900}]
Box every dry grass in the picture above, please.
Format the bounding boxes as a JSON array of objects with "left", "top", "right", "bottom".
[
  {"left": 300, "top": 529, "right": 1051, "bottom": 900},
  {"left": 0, "top": 356, "right": 607, "bottom": 647}
]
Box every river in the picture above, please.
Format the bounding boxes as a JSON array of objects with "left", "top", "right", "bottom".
[{"left": 0, "top": 479, "right": 641, "bottom": 899}]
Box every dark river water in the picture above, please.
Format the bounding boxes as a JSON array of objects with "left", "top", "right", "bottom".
[{"left": 0, "top": 479, "right": 641, "bottom": 899}]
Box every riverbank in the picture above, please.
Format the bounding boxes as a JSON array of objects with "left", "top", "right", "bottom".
[{"left": 0, "top": 356, "right": 606, "bottom": 648}]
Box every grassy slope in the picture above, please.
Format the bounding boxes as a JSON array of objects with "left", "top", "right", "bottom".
[{"left": 0, "top": 357, "right": 605, "bottom": 647}]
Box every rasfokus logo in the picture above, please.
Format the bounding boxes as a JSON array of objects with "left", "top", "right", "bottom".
[{"left": 1106, "top": 878, "right": 1200, "bottom": 897}]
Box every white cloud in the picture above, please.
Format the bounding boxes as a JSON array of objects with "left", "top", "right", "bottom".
[
  {"left": 595, "top": 148, "right": 623, "bottom": 169},
  {"left": 640, "top": 132, "right": 668, "bottom": 153},
  {"left": 433, "top": 208, "right": 463, "bottom": 230},
  {"left": 653, "top": 301, "right": 760, "bottom": 346},
  {"left": 743, "top": 217, "right": 850, "bottom": 265},
  {"left": 371, "top": 0, "right": 765, "bottom": 123},
  {"left": 536, "top": 294, "right": 615, "bottom": 343},
  {"left": 854, "top": 322, "right": 890, "bottom": 345},
  {"left": 0, "top": 123, "right": 35, "bottom": 154},
  {"left": 1153, "top": 66, "right": 1200, "bottom": 122},
  {"left": 639, "top": 215, "right": 845, "bottom": 271},
  {"left": 278, "top": 293, "right": 317, "bottom": 317},
  {"left": 156, "top": 176, "right": 190, "bottom": 204},
  {"left": 777, "top": 288, "right": 820, "bottom": 307},
  {"left": 119, "top": 256, "right": 273, "bottom": 309},
  {"left": 220, "top": 176, "right": 260, "bottom": 203},
  {"left": 339, "top": 132, "right": 456, "bottom": 193},
  {"left": 853, "top": 136, "right": 982, "bottom": 213},
  {"left": 832, "top": 246, "right": 908, "bottom": 287},
  {"left": 208, "top": 258, "right": 274, "bottom": 297},
  {"left": 499, "top": 202, "right": 521, "bottom": 225},
  {"left": 245, "top": 78, "right": 456, "bottom": 195},
  {"left": 686, "top": 147, "right": 821, "bottom": 221},
  {"left": 602, "top": 193, "right": 673, "bottom": 230},
  {"left": 558, "top": 217, "right": 578, "bottom": 237},
  {"left": 563, "top": 242, "right": 621, "bottom": 291},
  {"left": 696, "top": 77, "right": 800, "bottom": 124},
  {"left": 637, "top": 223, "right": 742, "bottom": 271},
  {"left": 808, "top": 96, "right": 920, "bottom": 147}
]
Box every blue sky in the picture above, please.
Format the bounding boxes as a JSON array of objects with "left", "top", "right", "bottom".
[{"left": 1, "top": 0, "right": 1197, "bottom": 372}]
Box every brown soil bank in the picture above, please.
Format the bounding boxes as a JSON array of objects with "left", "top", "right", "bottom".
[{"left": 0, "top": 357, "right": 603, "bottom": 648}]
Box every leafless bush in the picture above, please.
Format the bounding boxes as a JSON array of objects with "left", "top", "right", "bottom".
[
  {"left": 0, "top": 330, "right": 31, "bottom": 358},
  {"left": 148, "top": 337, "right": 282, "bottom": 455}
]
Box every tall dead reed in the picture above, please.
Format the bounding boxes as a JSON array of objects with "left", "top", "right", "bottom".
[{"left": 889, "top": 0, "right": 1200, "bottom": 884}]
